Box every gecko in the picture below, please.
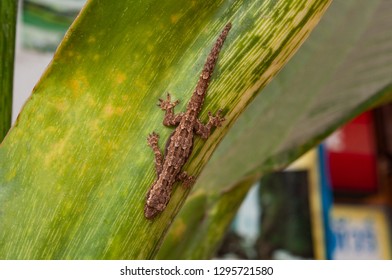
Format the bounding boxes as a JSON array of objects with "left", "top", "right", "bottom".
[{"left": 145, "top": 23, "right": 232, "bottom": 219}]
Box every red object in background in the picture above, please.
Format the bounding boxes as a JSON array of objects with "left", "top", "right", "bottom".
[{"left": 325, "top": 112, "right": 378, "bottom": 194}]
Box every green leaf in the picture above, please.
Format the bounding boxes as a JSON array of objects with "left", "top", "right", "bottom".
[
  {"left": 158, "top": 0, "right": 392, "bottom": 259},
  {"left": 0, "top": 0, "right": 17, "bottom": 141},
  {"left": 0, "top": 0, "right": 331, "bottom": 259}
]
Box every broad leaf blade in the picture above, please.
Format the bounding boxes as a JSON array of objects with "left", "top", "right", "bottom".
[
  {"left": 159, "top": 0, "right": 392, "bottom": 259},
  {"left": 0, "top": 0, "right": 331, "bottom": 259}
]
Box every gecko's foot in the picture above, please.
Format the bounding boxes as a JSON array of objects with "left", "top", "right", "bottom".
[
  {"left": 178, "top": 171, "right": 195, "bottom": 188},
  {"left": 147, "top": 132, "right": 159, "bottom": 147},
  {"left": 158, "top": 93, "right": 179, "bottom": 111},
  {"left": 208, "top": 109, "right": 225, "bottom": 127},
  {"left": 183, "top": 176, "right": 196, "bottom": 188}
]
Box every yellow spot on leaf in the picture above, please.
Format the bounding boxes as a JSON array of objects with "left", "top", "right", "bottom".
[
  {"left": 122, "top": 95, "right": 129, "bottom": 102},
  {"left": 115, "top": 72, "right": 127, "bottom": 84},
  {"left": 71, "top": 79, "right": 81, "bottom": 92},
  {"left": 93, "top": 54, "right": 100, "bottom": 61},
  {"left": 172, "top": 219, "right": 186, "bottom": 239},
  {"left": 170, "top": 14, "right": 182, "bottom": 24},
  {"left": 70, "top": 76, "right": 89, "bottom": 98},
  {"left": 54, "top": 100, "right": 70, "bottom": 112},
  {"left": 103, "top": 104, "right": 125, "bottom": 117},
  {"left": 44, "top": 137, "right": 69, "bottom": 167},
  {"left": 88, "top": 36, "right": 96, "bottom": 43}
]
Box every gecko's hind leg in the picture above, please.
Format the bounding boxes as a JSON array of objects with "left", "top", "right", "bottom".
[
  {"left": 177, "top": 171, "right": 195, "bottom": 188},
  {"left": 158, "top": 93, "right": 184, "bottom": 126},
  {"left": 194, "top": 109, "right": 225, "bottom": 139},
  {"left": 147, "top": 132, "right": 163, "bottom": 176}
]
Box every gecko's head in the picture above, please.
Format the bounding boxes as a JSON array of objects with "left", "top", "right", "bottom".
[{"left": 144, "top": 205, "right": 161, "bottom": 220}]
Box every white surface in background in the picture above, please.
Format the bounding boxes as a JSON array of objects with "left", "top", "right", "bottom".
[
  {"left": 13, "top": 48, "right": 53, "bottom": 122},
  {"left": 233, "top": 183, "right": 261, "bottom": 243},
  {"left": 325, "top": 130, "right": 345, "bottom": 152},
  {"left": 12, "top": 5, "right": 54, "bottom": 123}
]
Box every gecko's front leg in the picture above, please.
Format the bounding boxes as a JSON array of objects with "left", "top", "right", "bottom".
[
  {"left": 158, "top": 93, "right": 184, "bottom": 126},
  {"left": 194, "top": 109, "right": 225, "bottom": 139}
]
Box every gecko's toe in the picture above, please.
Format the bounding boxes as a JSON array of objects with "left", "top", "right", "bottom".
[{"left": 147, "top": 132, "right": 159, "bottom": 147}]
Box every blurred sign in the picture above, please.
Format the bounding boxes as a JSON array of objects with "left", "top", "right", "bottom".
[{"left": 332, "top": 205, "right": 391, "bottom": 259}]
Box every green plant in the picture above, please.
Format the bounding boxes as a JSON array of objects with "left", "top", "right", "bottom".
[
  {"left": 158, "top": 0, "right": 392, "bottom": 259},
  {"left": 0, "top": 0, "right": 17, "bottom": 141},
  {"left": 1, "top": 0, "right": 391, "bottom": 260}
]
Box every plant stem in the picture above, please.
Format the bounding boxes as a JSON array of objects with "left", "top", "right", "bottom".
[{"left": 0, "top": 0, "right": 18, "bottom": 142}]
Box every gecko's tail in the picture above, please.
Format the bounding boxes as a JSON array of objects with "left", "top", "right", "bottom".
[
  {"left": 203, "top": 22, "right": 232, "bottom": 76},
  {"left": 195, "top": 22, "right": 232, "bottom": 95}
]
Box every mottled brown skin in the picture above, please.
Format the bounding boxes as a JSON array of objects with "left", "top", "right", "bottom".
[{"left": 145, "top": 23, "right": 232, "bottom": 219}]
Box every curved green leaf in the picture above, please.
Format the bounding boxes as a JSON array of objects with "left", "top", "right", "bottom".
[
  {"left": 0, "top": 0, "right": 331, "bottom": 259},
  {"left": 159, "top": 0, "right": 392, "bottom": 259},
  {"left": 0, "top": 0, "right": 17, "bottom": 141}
]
